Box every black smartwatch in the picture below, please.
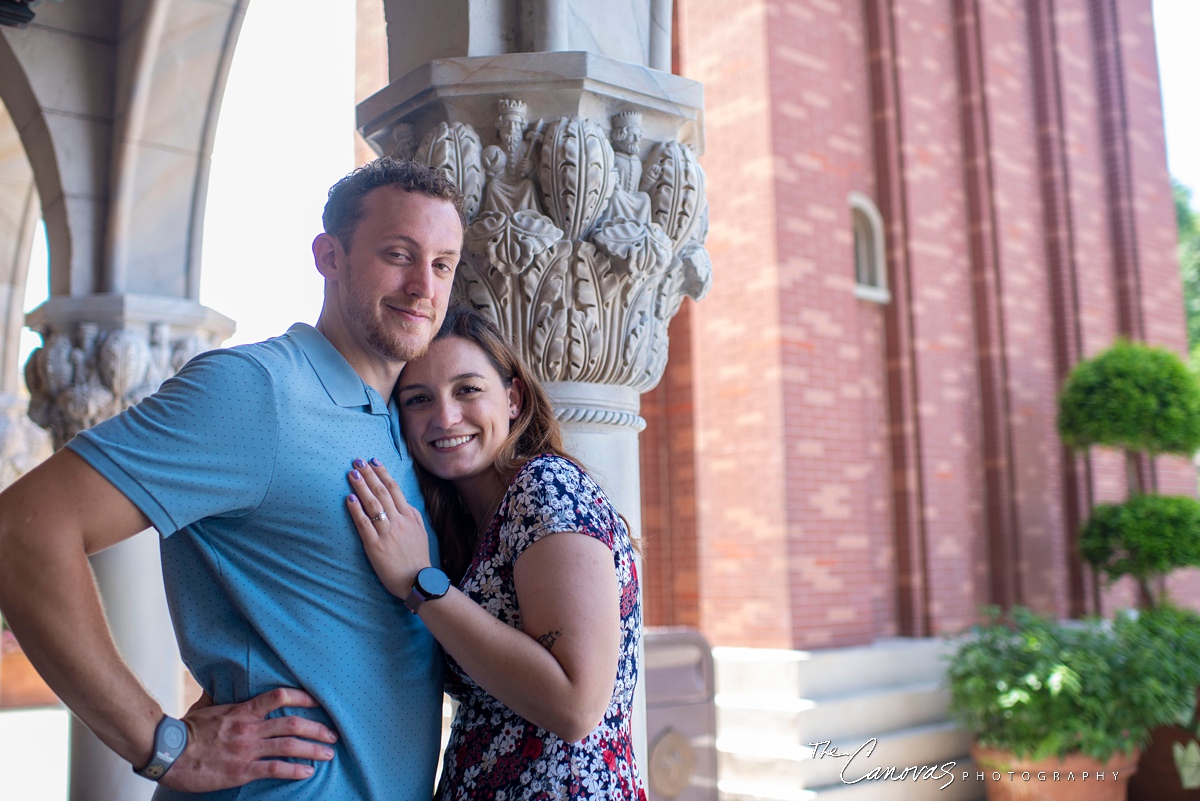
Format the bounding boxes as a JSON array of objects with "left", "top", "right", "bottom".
[
  {"left": 405, "top": 567, "right": 451, "bottom": 613},
  {"left": 134, "top": 714, "right": 188, "bottom": 781}
]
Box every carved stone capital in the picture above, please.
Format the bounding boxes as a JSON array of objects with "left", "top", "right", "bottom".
[
  {"left": 359, "top": 57, "right": 711, "bottom": 397},
  {"left": 23, "top": 294, "right": 235, "bottom": 450},
  {"left": 0, "top": 392, "right": 51, "bottom": 489}
]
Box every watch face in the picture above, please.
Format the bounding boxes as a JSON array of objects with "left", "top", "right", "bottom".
[
  {"left": 417, "top": 567, "right": 451, "bottom": 598},
  {"left": 162, "top": 720, "right": 186, "bottom": 751}
]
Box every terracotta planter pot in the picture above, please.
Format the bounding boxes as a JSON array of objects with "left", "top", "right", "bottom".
[
  {"left": 972, "top": 744, "right": 1139, "bottom": 801},
  {"left": 1128, "top": 724, "right": 1200, "bottom": 800}
]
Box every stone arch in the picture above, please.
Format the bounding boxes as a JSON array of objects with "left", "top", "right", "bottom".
[
  {"left": 104, "top": 1, "right": 250, "bottom": 299},
  {"left": 0, "top": 98, "right": 40, "bottom": 394},
  {"left": 0, "top": 1, "right": 250, "bottom": 303},
  {"left": 0, "top": 37, "right": 70, "bottom": 300}
]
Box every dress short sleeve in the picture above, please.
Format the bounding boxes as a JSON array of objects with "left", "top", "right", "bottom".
[
  {"left": 499, "top": 455, "right": 618, "bottom": 563},
  {"left": 66, "top": 348, "right": 279, "bottom": 538}
]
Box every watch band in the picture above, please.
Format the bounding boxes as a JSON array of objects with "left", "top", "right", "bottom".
[
  {"left": 134, "top": 715, "right": 188, "bottom": 781},
  {"left": 404, "top": 567, "right": 450, "bottom": 613}
]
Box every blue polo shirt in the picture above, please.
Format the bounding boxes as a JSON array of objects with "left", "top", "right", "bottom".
[{"left": 67, "top": 323, "right": 442, "bottom": 801}]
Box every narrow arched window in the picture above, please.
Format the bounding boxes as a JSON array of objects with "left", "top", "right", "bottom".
[{"left": 850, "top": 192, "right": 890, "bottom": 303}]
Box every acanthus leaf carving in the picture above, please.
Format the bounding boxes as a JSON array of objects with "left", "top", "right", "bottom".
[
  {"left": 591, "top": 218, "right": 674, "bottom": 278},
  {"left": 641, "top": 140, "right": 708, "bottom": 251},
  {"left": 404, "top": 101, "right": 711, "bottom": 399},
  {"left": 415, "top": 121, "right": 485, "bottom": 221},
  {"left": 538, "top": 117, "right": 616, "bottom": 243},
  {"left": 465, "top": 209, "right": 564, "bottom": 273}
]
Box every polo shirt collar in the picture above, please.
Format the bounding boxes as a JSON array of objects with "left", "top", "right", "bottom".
[{"left": 287, "top": 323, "right": 390, "bottom": 413}]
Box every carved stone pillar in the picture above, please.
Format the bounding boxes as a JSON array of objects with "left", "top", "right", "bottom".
[
  {"left": 25, "top": 296, "right": 233, "bottom": 450},
  {"left": 359, "top": 48, "right": 709, "bottom": 768},
  {"left": 24, "top": 295, "right": 233, "bottom": 801}
]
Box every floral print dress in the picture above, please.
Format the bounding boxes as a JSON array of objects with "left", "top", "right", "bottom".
[{"left": 435, "top": 455, "right": 646, "bottom": 801}]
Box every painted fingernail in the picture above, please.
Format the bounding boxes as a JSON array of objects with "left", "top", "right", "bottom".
[
  {"left": 370, "top": 457, "right": 382, "bottom": 467},
  {"left": 350, "top": 469, "right": 361, "bottom": 481},
  {"left": 349, "top": 494, "right": 359, "bottom": 504},
  {"left": 353, "top": 458, "right": 366, "bottom": 469}
]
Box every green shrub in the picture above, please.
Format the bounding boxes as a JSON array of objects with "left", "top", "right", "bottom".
[
  {"left": 947, "top": 607, "right": 1195, "bottom": 761},
  {"left": 1081, "top": 494, "right": 1200, "bottom": 604},
  {"left": 1058, "top": 339, "right": 1200, "bottom": 456},
  {"left": 1129, "top": 605, "right": 1200, "bottom": 732}
]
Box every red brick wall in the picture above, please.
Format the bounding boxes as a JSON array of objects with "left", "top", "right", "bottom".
[
  {"left": 976, "top": 0, "right": 1070, "bottom": 616},
  {"left": 672, "top": 0, "right": 794, "bottom": 648},
  {"left": 891, "top": 0, "right": 992, "bottom": 635},
  {"left": 640, "top": 303, "right": 702, "bottom": 629},
  {"left": 640, "top": 0, "right": 1196, "bottom": 648},
  {"left": 767, "top": 0, "right": 899, "bottom": 647}
]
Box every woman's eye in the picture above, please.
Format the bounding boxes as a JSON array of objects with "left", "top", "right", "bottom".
[
  {"left": 401, "top": 394, "right": 430, "bottom": 406},
  {"left": 457, "top": 385, "right": 483, "bottom": 396}
]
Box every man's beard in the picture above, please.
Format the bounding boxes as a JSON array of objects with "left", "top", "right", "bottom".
[
  {"left": 346, "top": 285, "right": 434, "bottom": 363},
  {"left": 362, "top": 309, "right": 431, "bottom": 363}
]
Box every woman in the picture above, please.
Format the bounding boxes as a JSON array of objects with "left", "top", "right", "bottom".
[{"left": 344, "top": 303, "right": 645, "bottom": 800}]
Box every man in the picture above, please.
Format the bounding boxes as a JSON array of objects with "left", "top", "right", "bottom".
[{"left": 0, "top": 158, "right": 466, "bottom": 799}]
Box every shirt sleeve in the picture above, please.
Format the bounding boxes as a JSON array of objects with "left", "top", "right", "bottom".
[
  {"left": 500, "top": 455, "right": 617, "bottom": 563},
  {"left": 66, "top": 348, "right": 279, "bottom": 538}
]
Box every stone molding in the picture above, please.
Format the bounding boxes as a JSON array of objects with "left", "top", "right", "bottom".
[
  {"left": 545, "top": 381, "right": 647, "bottom": 433},
  {"left": 23, "top": 295, "right": 235, "bottom": 450},
  {"left": 358, "top": 52, "right": 705, "bottom": 153}
]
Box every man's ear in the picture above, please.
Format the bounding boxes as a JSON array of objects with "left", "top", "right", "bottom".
[{"left": 313, "top": 233, "right": 344, "bottom": 281}]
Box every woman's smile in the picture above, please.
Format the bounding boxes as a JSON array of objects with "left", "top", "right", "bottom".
[{"left": 431, "top": 433, "right": 477, "bottom": 449}]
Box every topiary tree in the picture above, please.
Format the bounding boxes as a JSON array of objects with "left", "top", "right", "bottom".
[
  {"left": 1059, "top": 339, "right": 1200, "bottom": 607},
  {"left": 1059, "top": 339, "right": 1200, "bottom": 496},
  {"left": 1081, "top": 495, "right": 1200, "bottom": 607}
]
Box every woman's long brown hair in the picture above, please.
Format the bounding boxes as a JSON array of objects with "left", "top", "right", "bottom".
[{"left": 405, "top": 303, "right": 573, "bottom": 584}]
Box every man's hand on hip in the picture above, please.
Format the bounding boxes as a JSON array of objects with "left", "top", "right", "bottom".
[{"left": 157, "top": 687, "right": 338, "bottom": 791}]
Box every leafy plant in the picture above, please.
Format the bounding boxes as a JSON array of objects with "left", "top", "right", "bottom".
[
  {"left": 1059, "top": 339, "right": 1200, "bottom": 495},
  {"left": 946, "top": 607, "right": 1196, "bottom": 761},
  {"left": 1081, "top": 494, "right": 1200, "bottom": 607}
]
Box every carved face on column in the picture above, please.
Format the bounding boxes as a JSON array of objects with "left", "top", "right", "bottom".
[
  {"left": 496, "top": 99, "right": 529, "bottom": 163},
  {"left": 498, "top": 118, "right": 525, "bottom": 158},
  {"left": 612, "top": 125, "right": 641, "bottom": 157},
  {"left": 611, "top": 111, "right": 644, "bottom": 157}
]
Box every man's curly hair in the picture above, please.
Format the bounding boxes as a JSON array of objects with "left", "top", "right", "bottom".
[{"left": 322, "top": 157, "right": 467, "bottom": 249}]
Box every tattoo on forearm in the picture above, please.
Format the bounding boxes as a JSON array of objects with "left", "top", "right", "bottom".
[{"left": 537, "top": 629, "right": 563, "bottom": 651}]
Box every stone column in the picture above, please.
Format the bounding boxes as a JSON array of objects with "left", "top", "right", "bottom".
[
  {"left": 24, "top": 295, "right": 233, "bottom": 801},
  {"left": 358, "top": 39, "right": 710, "bottom": 769}
]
